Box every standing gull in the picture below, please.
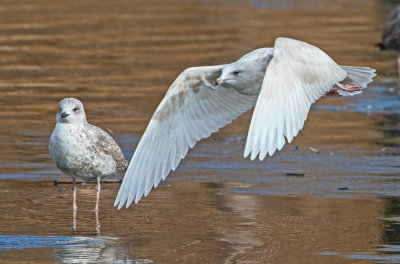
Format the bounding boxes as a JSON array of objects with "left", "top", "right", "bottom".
[
  {"left": 115, "top": 37, "right": 376, "bottom": 209},
  {"left": 49, "top": 98, "right": 128, "bottom": 212}
]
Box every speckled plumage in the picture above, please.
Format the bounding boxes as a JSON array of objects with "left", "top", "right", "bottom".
[
  {"left": 49, "top": 98, "right": 128, "bottom": 180},
  {"left": 49, "top": 98, "right": 128, "bottom": 211}
]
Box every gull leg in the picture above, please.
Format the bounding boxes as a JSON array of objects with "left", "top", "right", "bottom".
[
  {"left": 95, "top": 209, "right": 100, "bottom": 235},
  {"left": 72, "top": 178, "right": 77, "bottom": 211},
  {"left": 323, "top": 89, "right": 341, "bottom": 98},
  {"left": 95, "top": 177, "right": 101, "bottom": 212},
  {"left": 95, "top": 177, "right": 101, "bottom": 233},
  {"left": 72, "top": 178, "right": 77, "bottom": 233},
  {"left": 72, "top": 207, "right": 77, "bottom": 233},
  {"left": 336, "top": 82, "right": 361, "bottom": 92}
]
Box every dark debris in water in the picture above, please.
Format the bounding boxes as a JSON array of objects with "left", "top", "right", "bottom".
[{"left": 285, "top": 173, "right": 305, "bottom": 177}]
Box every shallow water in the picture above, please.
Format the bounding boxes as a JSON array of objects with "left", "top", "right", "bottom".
[{"left": 1, "top": 0, "right": 400, "bottom": 263}]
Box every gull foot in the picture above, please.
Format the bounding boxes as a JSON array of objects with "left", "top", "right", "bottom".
[
  {"left": 338, "top": 83, "right": 361, "bottom": 92},
  {"left": 323, "top": 90, "right": 341, "bottom": 98}
]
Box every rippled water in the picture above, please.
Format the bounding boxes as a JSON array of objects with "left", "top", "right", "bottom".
[{"left": 1, "top": 0, "right": 400, "bottom": 263}]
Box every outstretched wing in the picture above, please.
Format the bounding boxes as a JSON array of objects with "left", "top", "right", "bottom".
[
  {"left": 115, "top": 65, "right": 258, "bottom": 208},
  {"left": 244, "top": 37, "right": 348, "bottom": 161}
]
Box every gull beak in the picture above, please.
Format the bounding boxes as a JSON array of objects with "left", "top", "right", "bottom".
[
  {"left": 214, "top": 78, "right": 224, "bottom": 86},
  {"left": 61, "top": 112, "right": 69, "bottom": 118}
]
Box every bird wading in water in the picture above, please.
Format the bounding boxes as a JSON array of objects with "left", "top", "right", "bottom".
[{"left": 49, "top": 98, "right": 128, "bottom": 213}]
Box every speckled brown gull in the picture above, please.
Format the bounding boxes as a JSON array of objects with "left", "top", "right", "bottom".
[
  {"left": 49, "top": 98, "right": 128, "bottom": 212},
  {"left": 115, "top": 37, "right": 376, "bottom": 209}
]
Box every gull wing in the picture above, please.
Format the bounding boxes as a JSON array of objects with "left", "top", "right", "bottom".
[
  {"left": 115, "top": 65, "right": 258, "bottom": 208},
  {"left": 244, "top": 37, "right": 347, "bottom": 160}
]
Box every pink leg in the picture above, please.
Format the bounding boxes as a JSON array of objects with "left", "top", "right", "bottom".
[
  {"left": 95, "top": 209, "right": 100, "bottom": 234},
  {"left": 95, "top": 177, "right": 101, "bottom": 212},
  {"left": 72, "top": 178, "right": 77, "bottom": 211},
  {"left": 336, "top": 83, "right": 361, "bottom": 92},
  {"left": 72, "top": 178, "right": 77, "bottom": 233},
  {"left": 323, "top": 89, "right": 341, "bottom": 98}
]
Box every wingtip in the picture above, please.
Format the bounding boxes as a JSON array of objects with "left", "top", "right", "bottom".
[
  {"left": 114, "top": 194, "right": 123, "bottom": 208},
  {"left": 125, "top": 199, "right": 133, "bottom": 209},
  {"left": 114, "top": 196, "right": 133, "bottom": 210},
  {"left": 258, "top": 149, "right": 267, "bottom": 161},
  {"left": 134, "top": 195, "right": 142, "bottom": 204},
  {"left": 244, "top": 146, "right": 255, "bottom": 160},
  {"left": 250, "top": 151, "right": 258, "bottom": 161}
]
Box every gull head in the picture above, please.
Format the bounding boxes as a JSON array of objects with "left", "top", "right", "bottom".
[
  {"left": 56, "top": 98, "right": 87, "bottom": 124},
  {"left": 214, "top": 62, "right": 249, "bottom": 89},
  {"left": 214, "top": 57, "right": 270, "bottom": 94},
  {"left": 214, "top": 48, "right": 273, "bottom": 94}
]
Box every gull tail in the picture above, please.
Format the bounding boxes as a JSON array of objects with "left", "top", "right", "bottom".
[{"left": 338, "top": 66, "right": 376, "bottom": 96}]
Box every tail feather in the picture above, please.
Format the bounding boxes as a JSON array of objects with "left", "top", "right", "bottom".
[
  {"left": 334, "top": 66, "right": 376, "bottom": 96},
  {"left": 341, "top": 66, "right": 376, "bottom": 88},
  {"left": 325, "top": 66, "right": 376, "bottom": 97}
]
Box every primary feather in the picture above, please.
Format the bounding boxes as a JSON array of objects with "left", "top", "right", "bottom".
[{"left": 115, "top": 66, "right": 258, "bottom": 208}]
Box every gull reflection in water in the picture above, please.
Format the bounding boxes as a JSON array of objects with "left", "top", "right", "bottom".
[
  {"left": 53, "top": 235, "right": 153, "bottom": 264},
  {"left": 72, "top": 209, "right": 101, "bottom": 235}
]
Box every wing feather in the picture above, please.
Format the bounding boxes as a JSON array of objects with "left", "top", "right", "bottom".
[
  {"left": 244, "top": 37, "right": 348, "bottom": 160},
  {"left": 115, "top": 65, "right": 258, "bottom": 208}
]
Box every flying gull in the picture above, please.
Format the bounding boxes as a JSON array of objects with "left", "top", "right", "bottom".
[
  {"left": 115, "top": 37, "right": 376, "bottom": 209},
  {"left": 49, "top": 98, "right": 128, "bottom": 212}
]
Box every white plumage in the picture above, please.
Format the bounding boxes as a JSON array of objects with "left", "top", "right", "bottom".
[{"left": 115, "top": 37, "right": 376, "bottom": 209}]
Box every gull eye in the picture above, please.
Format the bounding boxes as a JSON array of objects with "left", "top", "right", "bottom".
[
  {"left": 233, "top": 71, "right": 240, "bottom": 76},
  {"left": 59, "top": 107, "right": 62, "bottom": 112},
  {"left": 73, "top": 107, "right": 79, "bottom": 112}
]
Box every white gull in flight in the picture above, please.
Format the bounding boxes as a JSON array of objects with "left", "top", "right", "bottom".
[{"left": 115, "top": 37, "right": 376, "bottom": 209}]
